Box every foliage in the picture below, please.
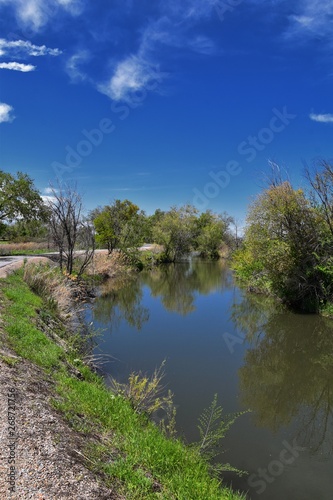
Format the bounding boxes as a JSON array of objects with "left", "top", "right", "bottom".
[
  {"left": 195, "top": 210, "right": 231, "bottom": 259},
  {"left": 4, "top": 219, "right": 49, "bottom": 242},
  {"left": 152, "top": 206, "right": 233, "bottom": 262},
  {"left": 152, "top": 205, "right": 198, "bottom": 262},
  {"left": 233, "top": 171, "right": 332, "bottom": 311},
  {"left": 0, "top": 170, "right": 48, "bottom": 237},
  {"left": 92, "top": 199, "right": 146, "bottom": 264},
  {"left": 108, "top": 361, "right": 176, "bottom": 437},
  {"left": 196, "top": 394, "right": 248, "bottom": 476}
]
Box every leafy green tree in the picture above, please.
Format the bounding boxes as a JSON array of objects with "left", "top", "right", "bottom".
[
  {"left": 152, "top": 205, "right": 198, "bottom": 262},
  {"left": 194, "top": 210, "right": 231, "bottom": 259},
  {"left": 144, "top": 209, "right": 165, "bottom": 242},
  {"left": 233, "top": 180, "right": 323, "bottom": 311},
  {"left": 0, "top": 170, "right": 48, "bottom": 236},
  {"left": 5, "top": 219, "right": 49, "bottom": 241},
  {"left": 93, "top": 199, "right": 146, "bottom": 259}
]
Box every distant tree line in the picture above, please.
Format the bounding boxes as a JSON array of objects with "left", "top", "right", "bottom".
[
  {"left": 0, "top": 170, "right": 235, "bottom": 275},
  {"left": 91, "top": 200, "right": 234, "bottom": 264},
  {"left": 3, "top": 161, "right": 333, "bottom": 313}
]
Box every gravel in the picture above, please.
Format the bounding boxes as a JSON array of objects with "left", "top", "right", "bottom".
[{"left": 0, "top": 350, "right": 121, "bottom": 500}]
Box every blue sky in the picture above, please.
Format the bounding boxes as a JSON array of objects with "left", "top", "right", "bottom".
[{"left": 0, "top": 0, "right": 332, "bottom": 222}]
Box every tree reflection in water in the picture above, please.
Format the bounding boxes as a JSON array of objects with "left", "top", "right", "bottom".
[
  {"left": 93, "top": 275, "right": 150, "bottom": 331},
  {"left": 93, "top": 259, "right": 233, "bottom": 329},
  {"left": 231, "top": 294, "right": 333, "bottom": 457},
  {"left": 140, "top": 259, "right": 232, "bottom": 316}
]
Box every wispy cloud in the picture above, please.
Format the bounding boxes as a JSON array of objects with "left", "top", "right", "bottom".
[
  {"left": 105, "top": 185, "right": 180, "bottom": 192},
  {"left": 0, "top": 102, "right": 15, "bottom": 123},
  {"left": 281, "top": 0, "right": 333, "bottom": 41},
  {"left": 66, "top": 50, "right": 90, "bottom": 82},
  {"left": 98, "top": 56, "right": 165, "bottom": 102},
  {"left": 309, "top": 112, "right": 333, "bottom": 124},
  {"left": 161, "top": 0, "right": 219, "bottom": 21},
  {"left": 0, "top": 0, "right": 84, "bottom": 32},
  {"left": 0, "top": 38, "right": 62, "bottom": 57},
  {"left": 98, "top": 2, "right": 218, "bottom": 102},
  {"left": 0, "top": 61, "right": 36, "bottom": 71}
]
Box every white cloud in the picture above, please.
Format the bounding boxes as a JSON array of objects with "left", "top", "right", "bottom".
[
  {"left": 0, "top": 0, "right": 84, "bottom": 32},
  {"left": 283, "top": 0, "right": 333, "bottom": 40},
  {"left": 66, "top": 51, "right": 90, "bottom": 82},
  {"left": 309, "top": 113, "right": 333, "bottom": 124},
  {"left": 42, "top": 195, "right": 57, "bottom": 204},
  {"left": 0, "top": 61, "right": 36, "bottom": 71},
  {"left": 98, "top": 3, "right": 218, "bottom": 103},
  {"left": 161, "top": 0, "right": 219, "bottom": 21},
  {"left": 0, "top": 38, "right": 61, "bottom": 58},
  {"left": 0, "top": 102, "right": 15, "bottom": 123},
  {"left": 99, "top": 56, "right": 165, "bottom": 102},
  {"left": 188, "top": 35, "right": 216, "bottom": 55},
  {"left": 43, "top": 187, "right": 55, "bottom": 194}
]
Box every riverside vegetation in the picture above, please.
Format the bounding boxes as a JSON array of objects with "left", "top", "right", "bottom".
[
  {"left": 0, "top": 262, "right": 246, "bottom": 499},
  {"left": 232, "top": 161, "right": 333, "bottom": 314}
]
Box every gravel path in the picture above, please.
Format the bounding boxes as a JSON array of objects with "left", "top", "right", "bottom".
[{"left": 0, "top": 348, "right": 120, "bottom": 500}]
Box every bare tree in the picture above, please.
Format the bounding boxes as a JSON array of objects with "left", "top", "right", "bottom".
[
  {"left": 305, "top": 159, "right": 333, "bottom": 238},
  {"left": 47, "top": 184, "right": 95, "bottom": 276}
]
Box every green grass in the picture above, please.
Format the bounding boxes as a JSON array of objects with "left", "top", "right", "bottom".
[{"left": 0, "top": 271, "right": 245, "bottom": 500}]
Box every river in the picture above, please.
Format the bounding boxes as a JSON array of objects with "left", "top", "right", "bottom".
[{"left": 85, "top": 259, "right": 333, "bottom": 499}]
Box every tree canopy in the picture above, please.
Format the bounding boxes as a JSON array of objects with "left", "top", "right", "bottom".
[
  {"left": 0, "top": 170, "right": 47, "bottom": 235},
  {"left": 233, "top": 161, "right": 333, "bottom": 312}
]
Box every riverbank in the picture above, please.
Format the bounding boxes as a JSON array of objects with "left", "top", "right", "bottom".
[{"left": 0, "top": 267, "right": 245, "bottom": 499}]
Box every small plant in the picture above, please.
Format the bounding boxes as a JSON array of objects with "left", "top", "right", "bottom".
[
  {"left": 109, "top": 361, "right": 176, "bottom": 427},
  {"left": 0, "top": 353, "right": 20, "bottom": 367},
  {"left": 196, "top": 393, "right": 248, "bottom": 476}
]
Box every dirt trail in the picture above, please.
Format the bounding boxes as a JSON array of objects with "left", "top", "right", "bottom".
[{"left": 0, "top": 349, "right": 119, "bottom": 500}]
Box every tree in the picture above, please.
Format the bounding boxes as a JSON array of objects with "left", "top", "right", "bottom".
[
  {"left": 0, "top": 170, "right": 48, "bottom": 236},
  {"left": 47, "top": 184, "right": 94, "bottom": 276},
  {"left": 152, "top": 205, "right": 198, "bottom": 262},
  {"left": 304, "top": 160, "right": 333, "bottom": 305},
  {"left": 234, "top": 180, "right": 323, "bottom": 311},
  {"left": 4, "top": 219, "right": 49, "bottom": 242},
  {"left": 92, "top": 199, "right": 146, "bottom": 258},
  {"left": 194, "top": 210, "right": 231, "bottom": 258}
]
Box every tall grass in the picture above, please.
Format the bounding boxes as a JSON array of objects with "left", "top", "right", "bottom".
[
  {"left": 23, "top": 263, "right": 76, "bottom": 318},
  {"left": 87, "top": 251, "right": 132, "bottom": 279},
  {"left": 0, "top": 241, "right": 54, "bottom": 255}
]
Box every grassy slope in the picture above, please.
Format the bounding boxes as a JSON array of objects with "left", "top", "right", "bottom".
[{"left": 0, "top": 270, "right": 245, "bottom": 500}]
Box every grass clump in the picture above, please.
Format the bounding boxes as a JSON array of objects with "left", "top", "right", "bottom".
[
  {"left": 23, "top": 262, "right": 80, "bottom": 319},
  {"left": 0, "top": 270, "right": 246, "bottom": 500}
]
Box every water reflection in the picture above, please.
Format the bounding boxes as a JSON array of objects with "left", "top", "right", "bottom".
[
  {"left": 93, "top": 275, "right": 150, "bottom": 331},
  {"left": 233, "top": 295, "right": 333, "bottom": 456},
  {"left": 140, "top": 259, "right": 232, "bottom": 315},
  {"left": 93, "top": 259, "right": 233, "bottom": 327}
]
